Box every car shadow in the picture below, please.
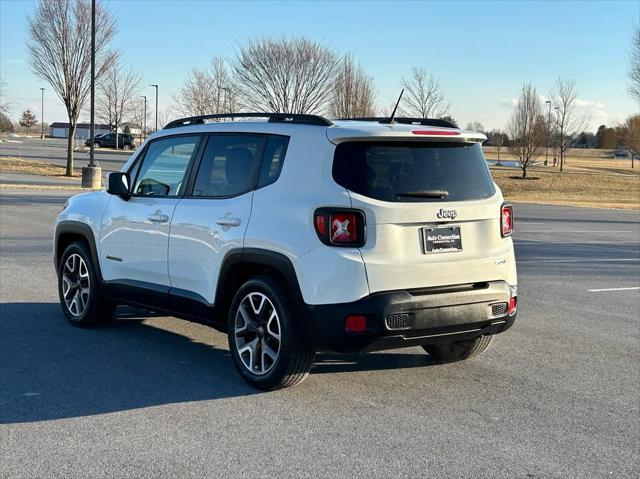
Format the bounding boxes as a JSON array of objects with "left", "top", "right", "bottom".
[
  {"left": 0, "top": 302, "right": 256, "bottom": 424},
  {"left": 0, "top": 302, "right": 439, "bottom": 424}
]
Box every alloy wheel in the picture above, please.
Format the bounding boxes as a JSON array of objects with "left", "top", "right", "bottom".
[
  {"left": 234, "top": 292, "right": 281, "bottom": 375},
  {"left": 61, "top": 253, "right": 91, "bottom": 317}
]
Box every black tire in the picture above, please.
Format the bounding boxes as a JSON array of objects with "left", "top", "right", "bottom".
[
  {"left": 94, "top": 142, "right": 101, "bottom": 148},
  {"left": 422, "top": 335, "right": 494, "bottom": 362},
  {"left": 57, "top": 241, "right": 115, "bottom": 327},
  {"left": 227, "top": 275, "right": 315, "bottom": 390}
]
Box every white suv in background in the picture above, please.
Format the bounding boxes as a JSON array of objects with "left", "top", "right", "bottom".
[{"left": 54, "top": 113, "right": 518, "bottom": 390}]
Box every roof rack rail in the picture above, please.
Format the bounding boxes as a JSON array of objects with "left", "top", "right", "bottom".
[
  {"left": 164, "top": 112, "right": 333, "bottom": 129},
  {"left": 336, "top": 117, "right": 457, "bottom": 128}
]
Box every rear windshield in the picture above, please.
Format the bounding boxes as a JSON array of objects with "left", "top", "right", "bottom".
[{"left": 332, "top": 141, "right": 495, "bottom": 202}]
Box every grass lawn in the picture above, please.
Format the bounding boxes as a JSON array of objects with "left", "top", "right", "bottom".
[
  {"left": 0, "top": 156, "right": 80, "bottom": 178},
  {"left": 490, "top": 156, "right": 640, "bottom": 210}
]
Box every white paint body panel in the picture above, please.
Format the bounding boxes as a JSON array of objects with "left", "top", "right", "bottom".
[
  {"left": 168, "top": 193, "right": 253, "bottom": 304},
  {"left": 100, "top": 196, "right": 180, "bottom": 286},
  {"left": 350, "top": 191, "right": 517, "bottom": 294}
]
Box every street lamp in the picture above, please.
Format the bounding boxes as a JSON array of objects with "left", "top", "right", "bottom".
[
  {"left": 40, "top": 88, "right": 45, "bottom": 139},
  {"left": 149, "top": 84, "right": 158, "bottom": 131},
  {"left": 140, "top": 95, "right": 147, "bottom": 140},
  {"left": 81, "top": 0, "right": 100, "bottom": 188},
  {"left": 553, "top": 106, "right": 560, "bottom": 168},
  {"left": 545, "top": 100, "right": 551, "bottom": 166}
]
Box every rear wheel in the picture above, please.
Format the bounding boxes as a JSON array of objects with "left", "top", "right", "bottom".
[
  {"left": 422, "top": 335, "right": 494, "bottom": 362},
  {"left": 57, "top": 241, "right": 115, "bottom": 327},
  {"left": 94, "top": 141, "right": 101, "bottom": 149},
  {"left": 228, "top": 275, "right": 315, "bottom": 390}
]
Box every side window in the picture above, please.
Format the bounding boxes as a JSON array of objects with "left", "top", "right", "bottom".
[
  {"left": 133, "top": 135, "right": 200, "bottom": 197},
  {"left": 192, "top": 135, "right": 266, "bottom": 197},
  {"left": 258, "top": 136, "right": 289, "bottom": 188}
]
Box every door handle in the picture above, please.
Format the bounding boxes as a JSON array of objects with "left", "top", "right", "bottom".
[
  {"left": 148, "top": 213, "right": 169, "bottom": 223},
  {"left": 216, "top": 217, "right": 241, "bottom": 227}
]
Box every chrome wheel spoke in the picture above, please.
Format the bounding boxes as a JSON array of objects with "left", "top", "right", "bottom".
[
  {"left": 266, "top": 311, "right": 280, "bottom": 341},
  {"left": 62, "top": 253, "right": 90, "bottom": 318},
  {"left": 234, "top": 292, "right": 281, "bottom": 376}
]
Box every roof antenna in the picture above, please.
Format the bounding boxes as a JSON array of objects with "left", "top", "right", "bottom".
[{"left": 387, "top": 89, "right": 404, "bottom": 124}]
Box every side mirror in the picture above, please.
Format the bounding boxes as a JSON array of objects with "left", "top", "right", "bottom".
[{"left": 108, "top": 172, "right": 131, "bottom": 198}]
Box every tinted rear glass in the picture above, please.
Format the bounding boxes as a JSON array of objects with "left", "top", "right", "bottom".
[{"left": 332, "top": 141, "right": 495, "bottom": 202}]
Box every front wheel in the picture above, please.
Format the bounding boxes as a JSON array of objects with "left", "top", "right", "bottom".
[
  {"left": 57, "top": 241, "right": 115, "bottom": 327},
  {"left": 228, "top": 276, "right": 315, "bottom": 390},
  {"left": 422, "top": 335, "right": 494, "bottom": 362}
]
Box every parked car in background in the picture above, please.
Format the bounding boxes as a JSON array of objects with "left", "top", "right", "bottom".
[
  {"left": 613, "top": 149, "right": 630, "bottom": 158},
  {"left": 85, "top": 132, "right": 136, "bottom": 149}
]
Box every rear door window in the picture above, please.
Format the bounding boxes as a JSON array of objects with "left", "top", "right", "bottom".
[
  {"left": 332, "top": 141, "right": 495, "bottom": 202},
  {"left": 192, "top": 135, "right": 266, "bottom": 198}
]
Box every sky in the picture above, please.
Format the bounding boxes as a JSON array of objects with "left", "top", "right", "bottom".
[{"left": 1, "top": 0, "right": 638, "bottom": 131}]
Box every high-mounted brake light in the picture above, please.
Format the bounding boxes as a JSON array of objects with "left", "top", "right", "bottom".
[
  {"left": 412, "top": 130, "right": 460, "bottom": 136},
  {"left": 501, "top": 204, "right": 513, "bottom": 237},
  {"left": 314, "top": 208, "right": 366, "bottom": 247}
]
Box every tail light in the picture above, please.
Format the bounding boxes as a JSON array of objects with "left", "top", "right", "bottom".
[
  {"left": 501, "top": 204, "right": 513, "bottom": 237},
  {"left": 314, "top": 208, "right": 366, "bottom": 247},
  {"left": 508, "top": 296, "right": 517, "bottom": 316}
]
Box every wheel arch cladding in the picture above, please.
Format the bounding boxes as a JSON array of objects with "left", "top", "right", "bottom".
[
  {"left": 54, "top": 221, "right": 102, "bottom": 280},
  {"left": 215, "top": 248, "right": 305, "bottom": 318}
]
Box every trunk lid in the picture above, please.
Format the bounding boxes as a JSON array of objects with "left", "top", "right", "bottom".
[{"left": 331, "top": 138, "right": 514, "bottom": 293}]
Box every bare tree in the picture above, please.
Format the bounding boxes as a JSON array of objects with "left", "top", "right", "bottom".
[
  {"left": 96, "top": 60, "right": 142, "bottom": 149},
  {"left": 487, "top": 129, "right": 506, "bottom": 164},
  {"left": 466, "top": 121, "right": 485, "bottom": 133},
  {"left": 27, "top": 0, "right": 117, "bottom": 175},
  {"left": 0, "top": 78, "right": 10, "bottom": 115},
  {"left": 550, "top": 78, "right": 588, "bottom": 172},
  {"left": 328, "top": 54, "right": 376, "bottom": 118},
  {"left": 233, "top": 37, "right": 340, "bottom": 114},
  {"left": 621, "top": 114, "right": 640, "bottom": 169},
  {"left": 629, "top": 24, "right": 640, "bottom": 104},
  {"left": 18, "top": 109, "right": 38, "bottom": 134},
  {"left": 174, "top": 57, "right": 236, "bottom": 116},
  {"left": 400, "top": 67, "right": 449, "bottom": 118},
  {"left": 506, "top": 83, "right": 545, "bottom": 179},
  {"left": 130, "top": 97, "right": 150, "bottom": 142},
  {"left": 157, "top": 108, "right": 171, "bottom": 130}
]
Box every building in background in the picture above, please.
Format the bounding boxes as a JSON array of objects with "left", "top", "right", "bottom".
[{"left": 49, "top": 122, "right": 111, "bottom": 139}]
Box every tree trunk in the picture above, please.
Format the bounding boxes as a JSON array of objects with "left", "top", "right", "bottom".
[
  {"left": 522, "top": 165, "right": 527, "bottom": 179},
  {"left": 66, "top": 123, "right": 77, "bottom": 176}
]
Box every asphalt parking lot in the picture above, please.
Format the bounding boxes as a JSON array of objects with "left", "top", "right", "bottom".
[
  {"left": 1, "top": 189, "right": 639, "bottom": 478},
  {"left": 0, "top": 137, "right": 131, "bottom": 186}
]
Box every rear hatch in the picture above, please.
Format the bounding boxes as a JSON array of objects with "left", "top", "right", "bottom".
[{"left": 331, "top": 138, "right": 513, "bottom": 294}]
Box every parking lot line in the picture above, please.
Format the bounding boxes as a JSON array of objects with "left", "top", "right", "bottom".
[
  {"left": 587, "top": 287, "right": 640, "bottom": 292},
  {"left": 517, "top": 258, "right": 640, "bottom": 263}
]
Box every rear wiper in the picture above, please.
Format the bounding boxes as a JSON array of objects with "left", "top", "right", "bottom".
[{"left": 397, "top": 189, "right": 449, "bottom": 199}]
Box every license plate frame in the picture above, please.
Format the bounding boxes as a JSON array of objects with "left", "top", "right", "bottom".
[{"left": 421, "top": 226, "right": 463, "bottom": 254}]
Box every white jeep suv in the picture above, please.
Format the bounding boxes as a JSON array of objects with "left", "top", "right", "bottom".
[{"left": 54, "top": 113, "right": 518, "bottom": 390}]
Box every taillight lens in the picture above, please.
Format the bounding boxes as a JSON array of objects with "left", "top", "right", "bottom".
[
  {"left": 501, "top": 204, "right": 513, "bottom": 237},
  {"left": 508, "top": 296, "right": 517, "bottom": 316},
  {"left": 314, "top": 208, "right": 366, "bottom": 247}
]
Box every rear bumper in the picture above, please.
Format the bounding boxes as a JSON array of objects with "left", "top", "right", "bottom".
[{"left": 300, "top": 280, "right": 517, "bottom": 353}]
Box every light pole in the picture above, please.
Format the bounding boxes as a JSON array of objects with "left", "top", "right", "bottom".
[
  {"left": 545, "top": 100, "right": 551, "bottom": 166},
  {"left": 81, "top": 0, "right": 101, "bottom": 188},
  {"left": 149, "top": 84, "right": 158, "bottom": 131},
  {"left": 140, "top": 95, "right": 147, "bottom": 140},
  {"left": 40, "top": 88, "right": 45, "bottom": 139},
  {"left": 553, "top": 106, "right": 560, "bottom": 168}
]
